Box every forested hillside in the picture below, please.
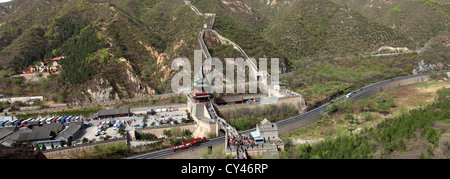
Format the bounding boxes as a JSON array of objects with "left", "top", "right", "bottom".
[
  {"left": 331, "top": 0, "right": 450, "bottom": 46},
  {"left": 0, "top": 0, "right": 207, "bottom": 104},
  {"left": 193, "top": 0, "right": 415, "bottom": 59},
  {"left": 260, "top": 0, "right": 414, "bottom": 58},
  {"left": 0, "top": 0, "right": 448, "bottom": 105}
]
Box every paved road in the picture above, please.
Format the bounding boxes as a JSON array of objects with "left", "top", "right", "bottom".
[
  {"left": 276, "top": 70, "right": 449, "bottom": 127},
  {"left": 127, "top": 70, "right": 449, "bottom": 159}
]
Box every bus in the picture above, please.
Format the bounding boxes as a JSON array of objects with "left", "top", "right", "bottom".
[
  {"left": 0, "top": 120, "right": 8, "bottom": 127},
  {"left": 254, "top": 137, "right": 265, "bottom": 144}
]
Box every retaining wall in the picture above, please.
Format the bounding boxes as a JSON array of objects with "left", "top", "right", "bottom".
[
  {"left": 218, "top": 95, "right": 306, "bottom": 113},
  {"left": 43, "top": 139, "right": 127, "bottom": 158}
]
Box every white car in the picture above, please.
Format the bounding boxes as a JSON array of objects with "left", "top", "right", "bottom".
[{"left": 346, "top": 92, "right": 353, "bottom": 98}]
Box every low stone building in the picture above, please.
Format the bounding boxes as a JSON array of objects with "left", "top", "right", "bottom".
[
  {"left": 226, "top": 118, "right": 284, "bottom": 158},
  {"left": 254, "top": 118, "right": 280, "bottom": 142},
  {"left": 0, "top": 122, "right": 83, "bottom": 148},
  {"left": 92, "top": 108, "right": 130, "bottom": 119}
]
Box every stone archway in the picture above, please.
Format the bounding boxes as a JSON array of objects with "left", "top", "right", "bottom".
[{"left": 217, "top": 128, "right": 226, "bottom": 137}]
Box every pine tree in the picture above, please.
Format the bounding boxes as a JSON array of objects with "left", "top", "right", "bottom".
[{"left": 419, "top": 152, "right": 426, "bottom": 159}]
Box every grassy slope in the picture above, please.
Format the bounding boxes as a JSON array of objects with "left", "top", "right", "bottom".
[
  {"left": 331, "top": 0, "right": 450, "bottom": 45},
  {"left": 192, "top": 0, "right": 291, "bottom": 71},
  {"left": 280, "top": 80, "right": 450, "bottom": 159},
  {"left": 217, "top": 0, "right": 415, "bottom": 59}
]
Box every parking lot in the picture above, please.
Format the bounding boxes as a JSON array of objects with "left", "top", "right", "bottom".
[
  {"left": 81, "top": 116, "right": 143, "bottom": 141},
  {"left": 79, "top": 107, "right": 188, "bottom": 141},
  {"left": 147, "top": 110, "right": 188, "bottom": 126}
]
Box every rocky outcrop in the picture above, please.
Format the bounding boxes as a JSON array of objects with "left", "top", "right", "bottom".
[
  {"left": 122, "top": 66, "right": 156, "bottom": 95},
  {"left": 413, "top": 60, "right": 438, "bottom": 74},
  {"left": 377, "top": 46, "right": 411, "bottom": 53},
  {"left": 219, "top": 0, "right": 254, "bottom": 14},
  {"left": 138, "top": 40, "right": 172, "bottom": 83},
  {"left": 75, "top": 59, "right": 155, "bottom": 105},
  {"left": 269, "top": 0, "right": 277, "bottom": 6},
  {"left": 84, "top": 78, "right": 118, "bottom": 104}
]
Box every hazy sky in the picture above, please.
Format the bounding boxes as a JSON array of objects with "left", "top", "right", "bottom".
[{"left": 0, "top": 0, "right": 12, "bottom": 3}]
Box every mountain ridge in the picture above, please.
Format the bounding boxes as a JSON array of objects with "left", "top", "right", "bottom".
[{"left": 0, "top": 0, "right": 447, "bottom": 105}]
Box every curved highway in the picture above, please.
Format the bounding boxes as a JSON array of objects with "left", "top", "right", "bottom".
[
  {"left": 277, "top": 70, "right": 449, "bottom": 128},
  {"left": 127, "top": 70, "right": 449, "bottom": 159}
]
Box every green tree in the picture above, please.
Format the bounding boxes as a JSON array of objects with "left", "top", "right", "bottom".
[
  {"left": 367, "top": 102, "right": 377, "bottom": 112},
  {"left": 377, "top": 103, "right": 390, "bottom": 114},
  {"left": 52, "top": 49, "right": 59, "bottom": 57},
  {"left": 171, "top": 139, "right": 182, "bottom": 146},
  {"left": 419, "top": 152, "right": 426, "bottom": 159},
  {"left": 82, "top": 137, "right": 89, "bottom": 144},
  {"left": 171, "top": 127, "right": 182, "bottom": 138},
  {"left": 138, "top": 133, "right": 157, "bottom": 140},
  {"left": 0, "top": 70, "right": 8, "bottom": 78},
  {"left": 118, "top": 126, "right": 126, "bottom": 136},
  {"left": 392, "top": 7, "right": 403, "bottom": 13},
  {"left": 356, "top": 99, "right": 370, "bottom": 112},
  {"left": 424, "top": 128, "right": 441, "bottom": 144},
  {"left": 361, "top": 112, "right": 374, "bottom": 122},
  {"left": 12, "top": 78, "right": 22, "bottom": 85},
  {"left": 186, "top": 111, "right": 193, "bottom": 122},
  {"left": 326, "top": 103, "right": 338, "bottom": 114},
  {"left": 162, "top": 129, "right": 172, "bottom": 137},
  {"left": 416, "top": 99, "right": 427, "bottom": 108},
  {"left": 435, "top": 88, "right": 450, "bottom": 102},
  {"left": 386, "top": 97, "right": 396, "bottom": 107},
  {"left": 397, "top": 139, "right": 406, "bottom": 151}
]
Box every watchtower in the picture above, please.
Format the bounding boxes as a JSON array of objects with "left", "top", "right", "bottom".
[
  {"left": 255, "top": 118, "right": 280, "bottom": 142},
  {"left": 189, "top": 76, "right": 212, "bottom": 103}
]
